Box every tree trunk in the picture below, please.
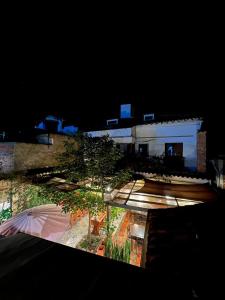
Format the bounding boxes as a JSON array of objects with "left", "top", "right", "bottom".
[
  {"left": 9, "top": 180, "right": 13, "bottom": 215},
  {"left": 88, "top": 211, "right": 91, "bottom": 241},
  {"left": 100, "top": 178, "right": 104, "bottom": 200},
  {"left": 106, "top": 205, "right": 110, "bottom": 236}
]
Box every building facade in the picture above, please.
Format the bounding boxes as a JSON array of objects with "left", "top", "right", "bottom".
[{"left": 87, "top": 118, "right": 206, "bottom": 172}]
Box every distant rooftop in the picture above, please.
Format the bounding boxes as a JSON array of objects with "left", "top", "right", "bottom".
[
  {"left": 85, "top": 115, "right": 203, "bottom": 132},
  {"left": 81, "top": 104, "right": 203, "bottom": 131}
]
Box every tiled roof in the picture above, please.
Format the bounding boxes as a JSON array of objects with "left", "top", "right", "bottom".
[
  {"left": 136, "top": 117, "right": 202, "bottom": 126},
  {"left": 86, "top": 117, "right": 203, "bottom": 132}
]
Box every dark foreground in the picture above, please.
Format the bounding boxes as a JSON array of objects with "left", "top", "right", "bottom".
[{"left": 0, "top": 192, "right": 225, "bottom": 299}]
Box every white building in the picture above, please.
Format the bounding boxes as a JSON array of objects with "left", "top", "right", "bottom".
[{"left": 87, "top": 118, "right": 204, "bottom": 171}]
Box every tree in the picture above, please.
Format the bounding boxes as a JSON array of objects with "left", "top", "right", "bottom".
[
  {"left": 59, "top": 134, "right": 130, "bottom": 199},
  {"left": 0, "top": 172, "right": 20, "bottom": 217},
  {"left": 58, "top": 133, "right": 132, "bottom": 237},
  {"left": 37, "top": 186, "right": 105, "bottom": 241}
]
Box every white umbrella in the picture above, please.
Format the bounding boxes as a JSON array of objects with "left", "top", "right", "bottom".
[{"left": 0, "top": 204, "right": 71, "bottom": 242}]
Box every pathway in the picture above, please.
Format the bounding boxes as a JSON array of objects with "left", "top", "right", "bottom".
[{"left": 58, "top": 215, "right": 89, "bottom": 248}]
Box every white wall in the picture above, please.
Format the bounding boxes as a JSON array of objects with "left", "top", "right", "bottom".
[
  {"left": 86, "top": 119, "right": 202, "bottom": 170},
  {"left": 135, "top": 120, "right": 202, "bottom": 170},
  {"left": 88, "top": 128, "right": 133, "bottom": 144}
]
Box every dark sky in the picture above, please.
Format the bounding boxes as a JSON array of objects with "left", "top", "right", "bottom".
[
  {"left": 2, "top": 57, "right": 222, "bottom": 128},
  {"left": 2, "top": 52, "right": 222, "bottom": 125},
  {"left": 1, "top": 23, "right": 224, "bottom": 155}
]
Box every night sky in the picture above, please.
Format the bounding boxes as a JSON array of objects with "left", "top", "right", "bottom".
[{"left": 1, "top": 26, "right": 224, "bottom": 157}]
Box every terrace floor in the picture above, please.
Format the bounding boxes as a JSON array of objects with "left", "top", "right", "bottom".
[{"left": 58, "top": 213, "right": 89, "bottom": 248}]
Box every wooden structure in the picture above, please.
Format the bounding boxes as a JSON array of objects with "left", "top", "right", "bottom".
[{"left": 91, "top": 212, "right": 106, "bottom": 235}]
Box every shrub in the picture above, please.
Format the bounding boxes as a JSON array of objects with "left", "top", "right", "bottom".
[
  {"left": 0, "top": 208, "right": 12, "bottom": 224},
  {"left": 105, "top": 238, "right": 131, "bottom": 263}
]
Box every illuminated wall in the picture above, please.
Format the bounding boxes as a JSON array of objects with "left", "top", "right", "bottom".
[
  {"left": 87, "top": 119, "right": 203, "bottom": 171},
  {"left": 0, "top": 143, "right": 14, "bottom": 173},
  {"left": 0, "top": 134, "right": 75, "bottom": 173},
  {"left": 135, "top": 119, "right": 202, "bottom": 170},
  {"left": 88, "top": 128, "right": 134, "bottom": 144}
]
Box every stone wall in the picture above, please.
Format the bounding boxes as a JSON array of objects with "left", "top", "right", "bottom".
[
  {"left": 0, "top": 143, "right": 14, "bottom": 173},
  {"left": 13, "top": 134, "right": 73, "bottom": 172},
  {"left": 197, "top": 131, "right": 206, "bottom": 173},
  {"left": 0, "top": 134, "right": 75, "bottom": 173},
  {"left": 0, "top": 180, "right": 11, "bottom": 204}
]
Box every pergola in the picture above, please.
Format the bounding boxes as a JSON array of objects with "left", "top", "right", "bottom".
[{"left": 105, "top": 179, "right": 215, "bottom": 212}]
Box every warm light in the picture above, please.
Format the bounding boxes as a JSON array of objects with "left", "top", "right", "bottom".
[
  {"left": 106, "top": 185, "right": 112, "bottom": 192},
  {"left": 165, "top": 195, "right": 174, "bottom": 199}
]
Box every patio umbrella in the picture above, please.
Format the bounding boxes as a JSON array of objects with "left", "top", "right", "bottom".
[{"left": 0, "top": 204, "right": 71, "bottom": 242}]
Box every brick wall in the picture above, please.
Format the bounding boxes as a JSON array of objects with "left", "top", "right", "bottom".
[
  {"left": 0, "top": 143, "right": 14, "bottom": 173},
  {"left": 13, "top": 134, "right": 73, "bottom": 172},
  {"left": 197, "top": 131, "right": 207, "bottom": 173},
  {"left": 0, "top": 134, "right": 75, "bottom": 173},
  {"left": 0, "top": 180, "right": 11, "bottom": 204}
]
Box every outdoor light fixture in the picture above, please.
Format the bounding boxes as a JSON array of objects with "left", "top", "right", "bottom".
[{"left": 106, "top": 185, "right": 112, "bottom": 193}]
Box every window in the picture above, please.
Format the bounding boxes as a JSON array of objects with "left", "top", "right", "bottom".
[
  {"left": 37, "top": 135, "right": 54, "bottom": 145},
  {"left": 165, "top": 143, "right": 183, "bottom": 157},
  {"left": 0, "top": 131, "right": 6, "bottom": 141},
  {"left": 106, "top": 119, "right": 118, "bottom": 126},
  {"left": 119, "top": 143, "right": 128, "bottom": 153},
  {"left": 144, "top": 113, "right": 155, "bottom": 122},
  {"left": 138, "top": 144, "right": 148, "bottom": 157}
]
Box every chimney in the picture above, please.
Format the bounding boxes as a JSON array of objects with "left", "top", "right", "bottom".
[{"left": 120, "top": 104, "right": 132, "bottom": 119}]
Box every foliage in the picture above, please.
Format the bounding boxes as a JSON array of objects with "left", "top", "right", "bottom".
[
  {"left": 0, "top": 175, "right": 25, "bottom": 215},
  {"left": 57, "top": 133, "right": 86, "bottom": 182},
  {"left": 110, "top": 207, "right": 125, "bottom": 220},
  {"left": 79, "top": 235, "right": 101, "bottom": 252},
  {"left": 21, "top": 185, "right": 54, "bottom": 209},
  {"left": 110, "top": 169, "right": 133, "bottom": 189},
  {"left": 0, "top": 208, "right": 12, "bottom": 224},
  {"left": 37, "top": 185, "right": 106, "bottom": 239},
  {"left": 58, "top": 134, "right": 126, "bottom": 196},
  {"left": 105, "top": 238, "right": 131, "bottom": 264},
  {"left": 102, "top": 207, "right": 125, "bottom": 236},
  {"left": 0, "top": 175, "right": 48, "bottom": 214},
  {"left": 56, "top": 134, "right": 132, "bottom": 238},
  {"left": 14, "top": 184, "right": 54, "bottom": 213},
  {"left": 104, "top": 237, "right": 113, "bottom": 257},
  {"left": 37, "top": 186, "right": 106, "bottom": 216}
]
